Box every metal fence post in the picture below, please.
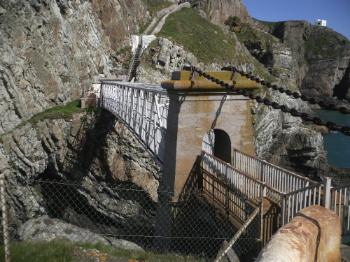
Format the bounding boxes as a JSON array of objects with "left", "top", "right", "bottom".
[
  {"left": 324, "top": 177, "right": 332, "bottom": 209},
  {"left": 260, "top": 198, "right": 264, "bottom": 248},
  {"left": 0, "top": 173, "right": 10, "bottom": 262}
]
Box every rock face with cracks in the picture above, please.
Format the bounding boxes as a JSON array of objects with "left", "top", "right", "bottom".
[
  {"left": 0, "top": 0, "right": 149, "bottom": 134},
  {"left": 18, "top": 215, "right": 143, "bottom": 251},
  {"left": 0, "top": 112, "right": 159, "bottom": 244}
]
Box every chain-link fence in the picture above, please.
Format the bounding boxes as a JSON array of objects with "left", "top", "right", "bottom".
[{"left": 0, "top": 174, "right": 264, "bottom": 261}]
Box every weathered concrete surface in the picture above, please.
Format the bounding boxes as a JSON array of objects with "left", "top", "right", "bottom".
[
  {"left": 256, "top": 205, "right": 341, "bottom": 262},
  {"left": 162, "top": 93, "right": 255, "bottom": 197}
]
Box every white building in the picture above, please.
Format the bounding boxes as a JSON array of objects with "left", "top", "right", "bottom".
[{"left": 316, "top": 19, "right": 327, "bottom": 27}]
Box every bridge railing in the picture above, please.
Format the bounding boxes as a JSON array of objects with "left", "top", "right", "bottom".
[
  {"left": 232, "top": 148, "right": 317, "bottom": 194},
  {"left": 100, "top": 81, "right": 169, "bottom": 163},
  {"left": 280, "top": 184, "right": 323, "bottom": 225},
  {"left": 202, "top": 151, "right": 325, "bottom": 228},
  {"left": 201, "top": 152, "right": 282, "bottom": 223},
  {"left": 329, "top": 184, "right": 350, "bottom": 235}
]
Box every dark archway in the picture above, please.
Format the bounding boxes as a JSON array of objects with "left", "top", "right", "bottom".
[{"left": 213, "top": 129, "right": 231, "bottom": 163}]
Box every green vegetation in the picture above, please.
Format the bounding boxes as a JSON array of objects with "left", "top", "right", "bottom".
[
  {"left": 225, "top": 16, "right": 241, "bottom": 32},
  {"left": 0, "top": 100, "right": 83, "bottom": 143},
  {"left": 29, "top": 100, "right": 82, "bottom": 125},
  {"left": 158, "top": 8, "right": 239, "bottom": 63},
  {"left": 304, "top": 28, "right": 350, "bottom": 61},
  {"left": 0, "top": 241, "right": 203, "bottom": 262},
  {"left": 141, "top": 0, "right": 173, "bottom": 16},
  {"left": 235, "top": 22, "right": 279, "bottom": 50}
]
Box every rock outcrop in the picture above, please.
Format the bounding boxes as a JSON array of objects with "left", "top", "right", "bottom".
[
  {"left": 137, "top": 37, "right": 198, "bottom": 83},
  {"left": 18, "top": 216, "right": 143, "bottom": 250},
  {"left": 192, "top": 0, "right": 251, "bottom": 25},
  {"left": 0, "top": 111, "right": 159, "bottom": 241},
  {"left": 266, "top": 20, "right": 350, "bottom": 102},
  {"left": 0, "top": 0, "right": 148, "bottom": 134}
]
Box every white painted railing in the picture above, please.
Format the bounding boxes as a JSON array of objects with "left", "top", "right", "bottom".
[
  {"left": 330, "top": 184, "right": 350, "bottom": 234},
  {"left": 202, "top": 152, "right": 265, "bottom": 200},
  {"left": 232, "top": 149, "right": 316, "bottom": 194},
  {"left": 100, "top": 81, "right": 169, "bottom": 163},
  {"left": 202, "top": 151, "right": 326, "bottom": 227},
  {"left": 280, "top": 184, "right": 323, "bottom": 225}
]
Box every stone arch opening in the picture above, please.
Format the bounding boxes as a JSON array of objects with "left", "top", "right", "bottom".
[
  {"left": 213, "top": 129, "right": 231, "bottom": 163},
  {"left": 202, "top": 129, "right": 231, "bottom": 163}
]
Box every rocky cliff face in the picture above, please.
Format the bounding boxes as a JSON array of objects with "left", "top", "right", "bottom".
[
  {"left": 225, "top": 21, "right": 322, "bottom": 172},
  {"left": 266, "top": 21, "right": 350, "bottom": 102},
  {"left": 0, "top": 111, "right": 159, "bottom": 239},
  {"left": 0, "top": 0, "right": 148, "bottom": 135},
  {"left": 192, "top": 0, "right": 251, "bottom": 25}
]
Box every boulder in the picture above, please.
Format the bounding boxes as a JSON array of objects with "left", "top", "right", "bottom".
[{"left": 18, "top": 216, "right": 143, "bottom": 251}]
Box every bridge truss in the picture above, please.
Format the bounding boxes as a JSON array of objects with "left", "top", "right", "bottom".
[{"left": 100, "top": 81, "right": 169, "bottom": 163}]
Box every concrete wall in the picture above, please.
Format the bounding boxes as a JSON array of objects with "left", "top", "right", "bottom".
[
  {"left": 257, "top": 205, "right": 341, "bottom": 262},
  {"left": 161, "top": 93, "right": 255, "bottom": 198}
]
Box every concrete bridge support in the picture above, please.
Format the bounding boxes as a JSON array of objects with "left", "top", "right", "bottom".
[
  {"left": 161, "top": 92, "right": 255, "bottom": 199},
  {"left": 256, "top": 205, "right": 341, "bottom": 262}
]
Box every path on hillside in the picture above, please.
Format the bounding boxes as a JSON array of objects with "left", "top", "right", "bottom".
[
  {"left": 145, "top": 2, "right": 190, "bottom": 35},
  {"left": 128, "top": 2, "right": 190, "bottom": 81}
]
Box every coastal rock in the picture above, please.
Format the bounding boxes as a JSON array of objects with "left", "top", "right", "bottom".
[
  {"left": 267, "top": 21, "right": 350, "bottom": 101},
  {"left": 1, "top": 112, "right": 159, "bottom": 240},
  {"left": 18, "top": 216, "right": 143, "bottom": 251},
  {"left": 0, "top": 0, "right": 148, "bottom": 135},
  {"left": 154, "top": 38, "right": 197, "bottom": 71},
  {"left": 192, "top": 0, "right": 251, "bottom": 25},
  {"left": 137, "top": 37, "right": 198, "bottom": 83}
]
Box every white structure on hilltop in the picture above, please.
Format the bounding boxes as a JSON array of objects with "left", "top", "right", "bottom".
[{"left": 316, "top": 19, "right": 327, "bottom": 27}]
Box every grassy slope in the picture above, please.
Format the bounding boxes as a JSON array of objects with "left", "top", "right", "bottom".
[
  {"left": 0, "top": 100, "right": 82, "bottom": 142},
  {"left": 157, "top": 8, "right": 272, "bottom": 80},
  {"left": 235, "top": 23, "right": 279, "bottom": 50},
  {"left": 258, "top": 20, "right": 350, "bottom": 63},
  {"left": 28, "top": 100, "right": 82, "bottom": 125},
  {"left": 0, "top": 241, "right": 203, "bottom": 262},
  {"left": 304, "top": 26, "right": 350, "bottom": 61},
  {"left": 141, "top": 0, "right": 173, "bottom": 16},
  {"left": 158, "top": 8, "right": 240, "bottom": 64}
]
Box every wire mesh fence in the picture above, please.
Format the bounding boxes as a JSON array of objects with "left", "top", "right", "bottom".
[{"left": 0, "top": 175, "right": 264, "bottom": 261}]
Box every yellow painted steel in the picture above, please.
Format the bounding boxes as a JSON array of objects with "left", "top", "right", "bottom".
[
  {"left": 161, "top": 80, "right": 235, "bottom": 90},
  {"left": 162, "top": 70, "right": 261, "bottom": 90}
]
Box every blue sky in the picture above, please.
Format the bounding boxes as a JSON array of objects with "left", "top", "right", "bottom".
[{"left": 243, "top": 0, "right": 350, "bottom": 40}]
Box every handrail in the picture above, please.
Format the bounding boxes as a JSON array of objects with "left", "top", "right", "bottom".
[
  {"left": 101, "top": 81, "right": 168, "bottom": 94},
  {"left": 232, "top": 148, "right": 317, "bottom": 184},
  {"left": 284, "top": 184, "right": 323, "bottom": 197},
  {"left": 214, "top": 206, "right": 261, "bottom": 262},
  {"left": 202, "top": 151, "right": 284, "bottom": 196},
  {"left": 331, "top": 183, "right": 350, "bottom": 190}
]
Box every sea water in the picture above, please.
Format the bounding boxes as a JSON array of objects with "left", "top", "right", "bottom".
[{"left": 319, "top": 110, "right": 350, "bottom": 168}]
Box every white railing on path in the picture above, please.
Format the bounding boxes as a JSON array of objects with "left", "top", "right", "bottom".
[
  {"left": 330, "top": 184, "right": 350, "bottom": 234},
  {"left": 201, "top": 151, "right": 325, "bottom": 227},
  {"left": 100, "top": 81, "right": 169, "bottom": 163},
  {"left": 232, "top": 148, "right": 317, "bottom": 194}
]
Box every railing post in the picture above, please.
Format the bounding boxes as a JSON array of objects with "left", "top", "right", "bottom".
[
  {"left": 280, "top": 195, "right": 286, "bottom": 227},
  {"left": 260, "top": 199, "right": 264, "bottom": 248},
  {"left": 0, "top": 173, "right": 10, "bottom": 262},
  {"left": 260, "top": 161, "right": 265, "bottom": 183},
  {"left": 197, "top": 155, "right": 203, "bottom": 192},
  {"left": 262, "top": 183, "right": 267, "bottom": 198},
  {"left": 324, "top": 177, "right": 332, "bottom": 209},
  {"left": 225, "top": 186, "right": 229, "bottom": 217},
  {"left": 232, "top": 148, "right": 236, "bottom": 167}
]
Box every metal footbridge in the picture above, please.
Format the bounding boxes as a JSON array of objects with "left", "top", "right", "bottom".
[{"left": 93, "top": 68, "right": 350, "bottom": 258}]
